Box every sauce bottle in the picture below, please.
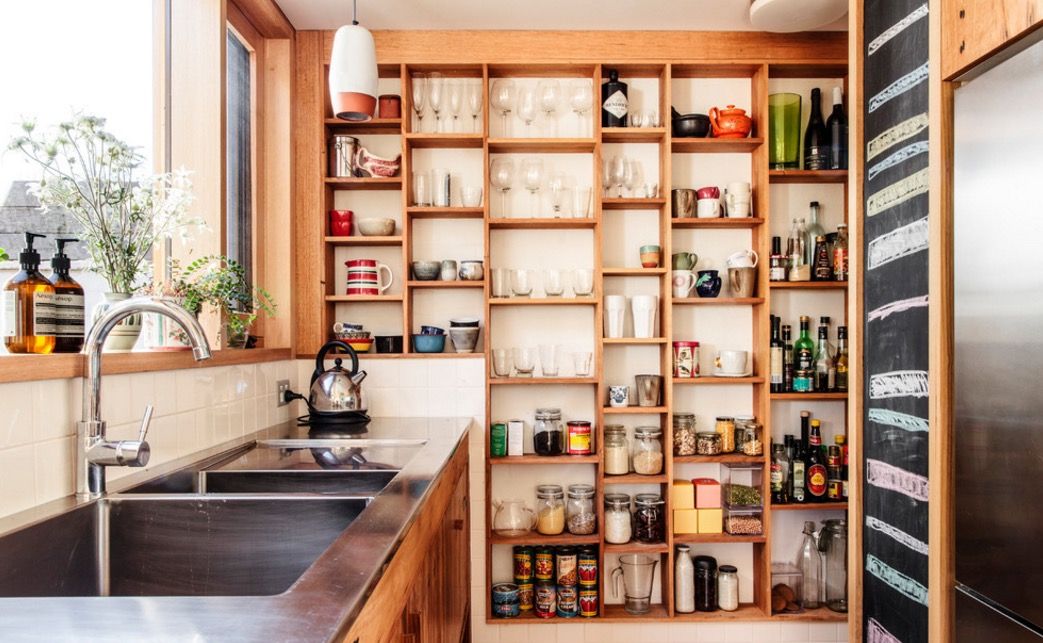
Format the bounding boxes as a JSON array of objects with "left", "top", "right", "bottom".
[
  {"left": 49, "top": 238, "right": 85, "bottom": 353},
  {"left": 2, "top": 232, "right": 56, "bottom": 354}
]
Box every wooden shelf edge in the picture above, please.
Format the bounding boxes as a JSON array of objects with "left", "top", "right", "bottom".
[
  {"left": 490, "top": 454, "right": 600, "bottom": 464},
  {"left": 489, "top": 377, "right": 597, "bottom": 385},
  {"left": 672, "top": 297, "right": 764, "bottom": 305},
  {"left": 770, "top": 502, "right": 848, "bottom": 511}
]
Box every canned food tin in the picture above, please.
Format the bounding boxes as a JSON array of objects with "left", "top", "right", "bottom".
[
  {"left": 673, "top": 341, "right": 700, "bottom": 378},
  {"left": 555, "top": 546, "right": 577, "bottom": 586},
  {"left": 512, "top": 545, "right": 533, "bottom": 581},
  {"left": 534, "top": 547, "right": 554, "bottom": 581},
  {"left": 534, "top": 581, "right": 557, "bottom": 618},
  {"left": 556, "top": 585, "right": 578, "bottom": 618},
  {"left": 490, "top": 423, "right": 507, "bottom": 457},
  {"left": 491, "top": 583, "right": 520, "bottom": 618},
  {"left": 577, "top": 547, "right": 598, "bottom": 586},
  {"left": 517, "top": 582, "right": 534, "bottom": 611},
  {"left": 579, "top": 588, "right": 599, "bottom": 617},
  {"left": 566, "top": 421, "right": 592, "bottom": 455}
]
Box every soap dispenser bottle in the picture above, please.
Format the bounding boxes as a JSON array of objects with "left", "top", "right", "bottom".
[
  {"left": 48, "top": 237, "right": 85, "bottom": 353},
  {"left": 2, "top": 232, "right": 56, "bottom": 354}
]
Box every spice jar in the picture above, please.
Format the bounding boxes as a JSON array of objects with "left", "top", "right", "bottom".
[
  {"left": 741, "top": 421, "right": 763, "bottom": 456},
  {"left": 566, "top": 484, "right": 596, "bottom": 535},
  {"left": 633, "top": 493, "right": 665, "bottom": 543},
  {"left": 536, "top": 484, "right": 566, "bottom": 535},
  {"left": 604, "top": 425, "right": 629, "bottom": 475},
  {"left": 718, "top": 565, "right": 739, "bottom": 611},
  {"left": 694, "top": 555, "right": 718, "bottom": 611},
  {"left": 534, "top": 408, "right": 564, "bottom": 456},
  {"left": 697, "top": 431, "right": 722, "bottom": 455},
  {"left": 604, "top": 493, "right": 632, "bottom": 544},
  {"left": 632, "top": 427, "right": 664, "bottom": 475},
  {"left": 715, "top": 416, "right": 736, "bottom": 453},
  {"left": 673, "top": 413, "right": 697, "bottom": 456},
  {"left": 567, "top": 420, "right": 592, "bottom": 455}
]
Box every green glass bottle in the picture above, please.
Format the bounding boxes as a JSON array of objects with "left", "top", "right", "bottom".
[{"left": 793, "top": 316, "right": 815, "bottom": 392}]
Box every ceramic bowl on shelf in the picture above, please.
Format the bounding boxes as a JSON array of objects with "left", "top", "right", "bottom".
[
  {"left": 671, "top": 110, "right": 711, "bottom": 138},
  {"left": 419, "top": 325, "right": 445, "bottom": 336},
  {"left": 449, "top": 327, "right": 480, "bottom": 353},
  {"left": 344, "top": 337, "right": 374, "bottom": 353},
  {"left": 357, "top": 217, "right": 396, "bottom": 236},
  {"left": 412, "top": 260, "right": 441, "bottom": 280},
  {"left": 458, "top": 260, "right": 484, "bottom": 281},
  {"left": 449, "top": 317, "right": 480, "bottom": 328},
  {"left": 412, "top": 334, "right": 446, "bottom": 353},
  {"left": 375, "top": 335, "right": 403, "bottom": 354},
  {"left": 334, "top": 330, "right": 371, "bottom": 340}
]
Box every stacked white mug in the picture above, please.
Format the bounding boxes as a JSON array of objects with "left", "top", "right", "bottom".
[
  {"left": 724, "top": 182, "right": 752, "bottom": 218},
  {"left": 631, "top": 295, "right": 658, "bottom": 338},
  {"left": 605, "top": 295, "right": 626, "bottom": 338}
]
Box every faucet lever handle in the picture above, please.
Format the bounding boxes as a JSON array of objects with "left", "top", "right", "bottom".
[{"left": 137, "top": 404, "right": 154, "bottom": 442}]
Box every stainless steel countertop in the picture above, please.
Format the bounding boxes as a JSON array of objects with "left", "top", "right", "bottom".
[{"left": 0, "top": 417, "right": 473, "bottom": 643}]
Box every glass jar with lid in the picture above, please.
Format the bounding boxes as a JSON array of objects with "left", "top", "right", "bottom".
[
  {"left": 604, "top": 425, "right": 630, "bottom": 475},
  {"left": 673, "top": 413, "right": 697, "bottom": 456},
  {"left": 715, "top": 416, "right": 736, "bottom": 453},
  {"left": 717, "top": 564, "right": 739, "bottom": 611},
  {"left": 735, "top": 416, "right": 763, "bottom": 456},
  {"left": 604, "top": 493, "right": 632, "bottom": 544},
  {"left": 697, "top": 432, "right": 722, "bottom": 455},
  {"left": 566, "top": 484, "right": 596, "bottom": 535},
  {"left": 632, "top": 427, "right": 663, "bottom": 475},
  {"left": 534, "top": 408, "right": 564, "bottom": 456},
  {"left": 633, "top": 493, "right": 665, "bottom": 543},
  {"left": 820, "top": 518, "right": 848, "bottom": 612},
  {"left": 536, "top": 484, "right": 565, "bottom": 535}
]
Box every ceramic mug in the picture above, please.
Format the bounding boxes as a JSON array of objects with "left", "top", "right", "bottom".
[
  {"left": 695, "top": 270, "right": 722, "bottom": 298},
  {"left": 440, "top": 259, "right": 458, "bottom": 281},
  {"left": 728, "top": 266, "right": 757, "bottom": 298},
  {"left": 459, "top": 260, "right": 484, "bottom": 281},
  {"left": 714, "top": 349, "right": 749, "bottom": 375},
  {"left": 696, "top": 186, "right": 720, "bottom": 200},
  {"left": 345, "top": 259, "right": 393, "bottom": 295},
  {"left": 671, "top": 252, "right": 698, "bottom": 270},
  {"left": 672, "top": 270, "right": 696, "bottom": 298},
  {"left": 608, "top": 385, "right": 630, "bottom": 408},
  {"left": 671, "top": 188, "right": 696, "bottom": 218},
  {"left": 333, "top": 321, "right": 364, "bottom": 333},
  {"left": 639, "top": 244, "right": 661, "bottom": 268},
  {"left": 726, "top": 249, "right": 759, "bottom": 268},
  {"left": 329, "top": 210, "right": 354, "bottom": 236},
  {"left": 696, "top": 198, "right": 721, "bottom": 218}
]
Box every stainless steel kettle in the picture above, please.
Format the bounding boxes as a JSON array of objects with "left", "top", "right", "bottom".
[{"left": 309, "top": 340, "right": 368, "bottom": 414}]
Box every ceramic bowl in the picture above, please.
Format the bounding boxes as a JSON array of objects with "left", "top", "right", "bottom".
[
  {"left": 412, "top": 260, "right": 441, "bottom": 280},
  {"left": 357, "top": 217, "right": 396, "bottom": 236},
  {"left": 458, "top": 260, "right": 484, "bottom": 281},
  {"left": 334, "top": 330, "right": 371, "bottom": 340},
  {"left": 449, "top": 317, "right": 480, "bottom": 328},
  {"left": 419, "top": 325, "right": 445, "bottom": 335},
  {"left": 412, "top": 334, "right": 446, "bottom": 353},
  {"left": 346, "top": 338, "right": 374, "bottom": 353},
  {"left": 449, "top": 327, "right": 480, "bottom": 353},
  {"left": 375, "top": 335, "right": 403, "bottom": 354},
  {"left": 672, "top": 113, "right": 711, "bottom": 138}
]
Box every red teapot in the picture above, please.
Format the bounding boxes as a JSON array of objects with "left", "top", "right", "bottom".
[{"left": 708, "top": 105, "right": 753, "bottom": 139}]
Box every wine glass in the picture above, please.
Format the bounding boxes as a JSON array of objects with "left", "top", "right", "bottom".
[
  {"left": 467, "top": 81, "right": 483, "bottom": 133},
  {"left": 411, "top": 74, "right": 427, "bottom": 132},
  {"left": 537, "top": 80, "right": 561, "bottom": 136},
  {"left": 521, "top": 157, "right": 544, "bottom": 214},
  {"left": 428, "top": 72, "right": 444, "bottom": 133},
  {"left": 490, "top": 79, "right": 515, "bottom": 137},
  {"left": 624, "top": 159, "right": 643, "bottom": 197},
  {"left": 448, "top": 80, "right": 463, "bottom": 133},
  {"left": 608, "top": 155, "right": 627, "bottom": 198},
  {"left": 569, "top": 80, "right": 593, "bottom": 137},
  {"left": 548, "top": 171, "right": 567, "bottom": 217},
  {"left": 490, "top": 157, "right": 515, "bottom": 218},
  {"left": 516, "top": 86, "right": 538, "bottom": 134}
]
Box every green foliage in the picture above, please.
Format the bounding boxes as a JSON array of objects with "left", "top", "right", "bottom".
[
  {"left": 179, "top": 255, "right": 276, "bottom": 345},
  {"left": 0, "top": 248, "right": 8, "bottom": 262}
]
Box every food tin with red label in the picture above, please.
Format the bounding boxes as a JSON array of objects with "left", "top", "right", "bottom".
[
  {"left": 534, "top": 546, "right": 554, "bottom": 581},
  {"left": 566, "top": 421, "right": 592, "bottom": 455},
  {"left": 512, "top": 545, "right": 533, "bottom": 581},
  {"left": 577, "top": 546, "right": 598, "bottom": 586},
  {"left": 534, "top": 581, "right": 557, "bottom": 618},
  {"left": 556, "top": 585, "right": 578, "bottom": 618},
  {"left": 579, "top": 588, "right": 599, "bottom": 617}
]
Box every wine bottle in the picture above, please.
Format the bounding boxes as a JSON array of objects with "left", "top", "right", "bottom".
[
  {"left": 803, "top": 88, "right": 828, "bottom": 170},
  {"left": 806, "top": 418, "right": 828, "bottom": 502},
  {"left": 793, "top": 316, "right": 815, "bottom": 392},
  {"left": 771, "top": 443, "right": 790, "bottom": 504},
  {"left": 835, "top": 325, "right": 849, "bottom": 392},
  {"left": 792, "top": 416, "right": 808, "bottom": 503},
  {"left": 601, "top": 69, "right": 628, "bottom": 128},
  {"left": 782, "top": 324, "right": 794, "bottom": 392},
  {"left": 827, "top": 87, "right": 848, "bottom": 170},
  {"left": 770, "top": 315, "right": 784, "bottom": 393},
  {"left": 814, "top": 317, "right": 835, "bottom": 392}
]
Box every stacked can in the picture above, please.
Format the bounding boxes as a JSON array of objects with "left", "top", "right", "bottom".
[
  {"left": 533, "top": 546, "right": 556, "bottom": 618},
  {"left": 512, "top": 546, "right": 534, "bottom": 612},
  {"left": 577, "top": 546, "right": 599, "bottom": 617},
  {"left": 555, "top": 546, "right": 578, "bottom": 618}
]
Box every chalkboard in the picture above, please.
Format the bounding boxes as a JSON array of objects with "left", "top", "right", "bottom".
[{"left": 862, "top": 2, "right": 931, "bottom": 643}]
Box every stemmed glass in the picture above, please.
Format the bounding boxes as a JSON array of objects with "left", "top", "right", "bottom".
[
  {"left": 521, "top": 157, "right": 544, "bottom": 214},
  {"left": 448, "top": 80, "right": 463, "bottom": 133},
  {"left": 467, "top": 81, "right": 483, "bottom": 133},
  {"left": 537, "top": 80, "right": 561, "bottom": 136},
  {"left": 411, "top": 74, "right": 427, "bottom": 133},
  {"left": 428, "top": 72, "right": 445, "bottom": 133},
  {"left": 490, "top": 158, "right": 515, "bottom": 218},
  {"left": 624, "top": 159, "right": 643, "bottom": 197},
  {"left": 569, "top": 81, "right": 593, "bottom": 137},
  {"left": 608, "top": 155, "right": 627, "bottom": 198},
  {"left": 516, "top": 86, "right": 538, "bottom": 134},
  {"left": 548, "top": 171, "right": 567, "bottom": 217},
  {"left": 490, "top": 79, "right": 515, "bottom": 137}
]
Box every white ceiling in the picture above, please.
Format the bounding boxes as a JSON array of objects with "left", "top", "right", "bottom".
[{"left": 274, "top": 0, "right": 848, "bottom": 31}]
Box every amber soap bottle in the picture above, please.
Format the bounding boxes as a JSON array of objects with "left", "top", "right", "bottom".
[
  {"left": 49, "top": 238, "right": 85, "bottom": 353},
  {"left": 2, "top": 232, "right": 56, "bottom": 354}
]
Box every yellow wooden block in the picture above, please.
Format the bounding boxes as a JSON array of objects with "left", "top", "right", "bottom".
[
  {"left": 671, "top": 480, "right": 695, "bottom": 510},
  {"left": 698, "top": 508, "right": 723, "bottom": 534},
  {"left": 673, "top": 509, "right": 700, "bottom": 534}
]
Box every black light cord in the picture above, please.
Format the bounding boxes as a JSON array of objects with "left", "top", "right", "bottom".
[{"left": 352, "top": 0, "right": 359, "bottom": 25}]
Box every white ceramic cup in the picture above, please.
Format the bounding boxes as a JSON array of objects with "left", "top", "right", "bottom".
[
  {"left": 726, "top": 200, "right": 751, "bottom": 218},
  {"left": 726, "top": 181, "right": 751, "bottom": 195},
  {"left": 715, "top": 349, "right": 749, "bottom": 375},
  {"left": 604, "top": 295, "right": 626, "bottom": 338},
  {"left": 696, "top": 198, "right": 721, "bottom": 218},
  {"left": 726, "top": 249, "right": 759, "bottom": 268},
  {"left": 608, "top": 385, "right": 630, "bottom": 408},
  {"left": 631, "top": 295, "right": 658, "bottom": 339},
  {"left": 671, "top": 270, "right": 696, "bottom": 298}
]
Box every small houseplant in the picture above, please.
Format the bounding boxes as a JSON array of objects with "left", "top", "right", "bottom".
[{"left": 178, "top": 255, "right": 276, "bottom": 348}]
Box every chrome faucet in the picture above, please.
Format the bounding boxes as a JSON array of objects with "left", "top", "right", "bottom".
[{"left": 77, "top": 296, "right": 212, "bottom": 498}]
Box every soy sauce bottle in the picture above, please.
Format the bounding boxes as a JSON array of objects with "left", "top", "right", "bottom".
[{"left": 601, "top": 69, "right": 628, "bottom": 128}]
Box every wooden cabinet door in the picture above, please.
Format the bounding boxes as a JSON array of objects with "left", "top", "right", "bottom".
[{"left": 442, "top": 469, "right": 470, "bottom": 643}]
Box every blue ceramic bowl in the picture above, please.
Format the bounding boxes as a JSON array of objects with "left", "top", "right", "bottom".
[
  {"left": 412, "top": 334, "right": 446, "bottom": 353},
  {"left": 419, "top": 325, "right": 445, "bottom": 335}
]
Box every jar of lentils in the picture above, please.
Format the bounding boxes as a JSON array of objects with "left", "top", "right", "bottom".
[
  {"left": 673, "top": 413, "right": 697, "bottom": 456},
  {"left": 566, "top": 484, "right": 596, "bottom": 535},
  {"left": 632, "top": 427, "right": 664, "bottom": 475},
  {"left": 633, "top": 493, "right": 665, "bottom": 543}
]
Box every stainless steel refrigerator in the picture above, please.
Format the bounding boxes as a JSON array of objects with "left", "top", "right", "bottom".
[{"left": 954, "top": 36, "right": 1043, "bottom": 643}]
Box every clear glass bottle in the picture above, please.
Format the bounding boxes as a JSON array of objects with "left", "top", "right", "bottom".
[
  {"left": 604, "top": 425, "right": 630, "bottom": 475},
  {"left": 631, "top": 427, "right": 663, "bottom": 475},
  {"left": 795, "top": 520, "right": 823, "bottom": 608},
  {"left": 805, "top": 201, "right": 826, "bottom": 265},
  {"left": 833, "top": 224, "right": 849, "bottom": 281},
  {"left": 535, "top": 484, "right": 565, "bottom": 535},
  {"left": 673, "top": 413, "right": 697, "bottom": 456},
  {"left": 566, "top": 483, "right": 596, "bottom": 535},
  {"left": 603, "top": 493, "right": 632, "bottom": 544},
  {"left": 820, "top": 518, "right": 848, "bottom": 612},
  {"left": 675, "top": 545, "right": 695, "bottom": 613},
  {"left": 533, "top": 408, "right": 564, "bottom": 456}
]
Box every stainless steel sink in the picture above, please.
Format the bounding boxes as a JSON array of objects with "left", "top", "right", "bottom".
[
  {"left": 0, "top": 496, "right": 369, "bottom": 597},
  {"left": 124, "top": 469, "right": 398, "bottom": 495}
]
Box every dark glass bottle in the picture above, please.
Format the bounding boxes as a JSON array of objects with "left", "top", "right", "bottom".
[
  {"left": 48, "top": 238, "right": 85, "bottom": 353},
  {"left": 694, "top": 555, "right": 718, "bottom": 612},
  {"left": 2, "top": 232, "right": 56, "bottom": 354},
  {"left": 792, "top": 417, "right": 807, "bottom": 503},
  {"left": 803, "top": 88, "right": 828, "bottom": 171},
  {"left": 770, "top": 316, "right": 784, "bottom": 393},
  {"left": 601, "top": 69, "right": 628, "bottom": 128},
  {"left": 813, "top": 235, "right": 833, "bottom": 281},
  {"left": 793, "top": 316, "right": 815, "bottom": 392},
  {"left": 806, "top": 417, "right": 828, "bottom": 503},
  {"left": 814, "top": 318, "right": 835, "bottom": 392},
  {"left": 771, "top": 443, "right": 790, "bottom": 504},
  {"left": 769, "top": 236, "right": 787, "bottom": 281},
  {"left": 782, "top": 324, "right": 794, "bottom": 392},
  {"left": 835, "top": 326, "right": 849, "bottom": 392},
  {"left": 827, "top": 87, "right": 848, "bottom": 170}
]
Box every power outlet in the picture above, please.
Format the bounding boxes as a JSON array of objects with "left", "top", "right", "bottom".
[{"left": 276, "top": 380, "right": 291, "bottom": 406}]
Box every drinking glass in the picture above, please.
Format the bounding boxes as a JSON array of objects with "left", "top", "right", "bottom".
[
  {"left": 513, "top": 347, "right": 537, "bottom": 377},
  {"left": 573, "top": 351, "right": 593, "bottom": 377},
  {"left": 548, "top": 171, "right": 567, "bottom": 217},
  {"left": 448, "top": 80, "right": 463, "bottom": 133},
  {"left": 569, "top": 80, "right": 593, "bottom": 137},
  {"left": 625, "top": 159, "right": 643, "bottom": 198},
  {"left": 511, "top": 269, "right": 533, "bottom": 296},
  {"left": 769, "top": 93, "right": 802, "bottom": 170},
  {"left": 413, "top": 170, "right": 432, "bottom": 207},
  {"left": 539, "top": 344, "right": 562, "bottom": 377},
  {"left": 492, "top": 348, "right": 512, "bottom": 377},
  {"left": 609, "top": 155, "right": 627, "bottom": 198},
  {"left": 490, "top": 79, "right": 516, "bottom": 137},
  {"left": 428, "top": 72, "right": 445, "bottom": 133},
  {"left": 411, "top": 74, "right": 427, "bottom": 132},
  {"left": 647, "top": 110, "right": 659, "bottom": 128},
  {"left": 537, "top": 80, "right": 561, "bottom": 136},
  {"left": 630, "top": 111, "right": 646, "bottom": 129},
  {"left": 467, "top": 81, "right": 483, "bottom": 133},
  {"left": 521, "top": 157, "right": 544, "bottom": 213},
  {"left": 573, "top": 269, "right": 594, "bottom": 296},
  {"left": 573, "top": 187, "right": 593, "bottom": 218},
  {"left": 490, "top": 158, "right": 515, "bottom": 217},
  {"left": 517, "top": 86, "right": 538, "bottom": 134},
  {"left": 543, "top": 269, "right": 564, "bottom": 296}
]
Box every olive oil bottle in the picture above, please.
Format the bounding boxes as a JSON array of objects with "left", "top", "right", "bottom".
[
  {"left": 2, "top": 232, "right": 56, "bottom": 354},
  {"left": 48, "top": 238, "right": 85, "bottom": 353}
]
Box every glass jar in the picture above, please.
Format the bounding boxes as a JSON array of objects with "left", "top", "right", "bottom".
[
  {"left": 604, "top": 425, "right": 630, "bottom": 475},
  {"left": 697, "top": 432, "right": 722, "bottom": 455},
  {"left": 673, "top": 413, "right": 697, "bottom": 456},
  {"left": 534, "top": 408, "right": 564, "bottom": 456},
  {"left": 694, "top": 555, "right": 718, "bottom": 611},
  {"left": 718, "top": 565, "right": 739, "bottom": 611},
  {"left": 566, "top": 484, "right": 596, "bottom": 535},
  {"left": 633, "top": 493, "right": 665, "bottom": 543},
  {"left": 536, "top": 484, "right": 565, "bottom": 535},
  {"left": 740, "top": 421, "right": 763, "bottom": 456},
  {"left": 820, "top": 518, "right": 848, "bottom": 613},
  {"left": 715, "top": 416, "right": 736, "bottom": 453},
  {"left": 604, "top": 493, "right": 632, "bottom": 544},
  {"left": 632, "top": 427, "right": 663, "bottom": 475}
]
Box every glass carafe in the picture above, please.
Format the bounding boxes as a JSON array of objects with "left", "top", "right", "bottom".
[
  {"left": 819, "top": 518, "right": 848, "bottom": 612},
  {"left": 611, "top": 554, "right": 659, "bottom": 615},
  {"left": 492, "top": 499, "right": 536, "bottom": 536},
  {"left": 795, "top": 520, "right": 823, "bottom": 609}
]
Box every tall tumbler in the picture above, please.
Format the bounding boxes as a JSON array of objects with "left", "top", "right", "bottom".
[{"left": 768, "top": 93, "right": 802, "bottom": 170}]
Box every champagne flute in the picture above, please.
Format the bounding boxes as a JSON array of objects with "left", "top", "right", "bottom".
[
  {"left": 467, "top": 81, "right": 483, "bottom": 133},
  {"left": 516, "top": 86, "right": 538, "bottom": 135},
  {"left": 537, "top": 80, "right": 561, "bottom": 136},
  {"left": 490, "top": 79, "right": 515, "bottom": 137},
  {"left": 490, "top": 157, "right": 515, "bottom": 218},
  {"left": 569, "top": 80, "right": 593, "bottom": 137},
  {"left": 521, "top": 157, "right": 544, "bottom": 214},
  {"left": 548, "top": 171, "right": 567, "bottom": 217},
  {"left": 609, "top": 155, "right": 627, "bottom": 198},
  {"left": 411, "top": 74, "right": 427, "bottom": 132},
  {"left": 448, "top": 80, "right": 463, "bottom": 133},
  {"left": 428, "top": 72, "right": 444, "bottom": 133}
]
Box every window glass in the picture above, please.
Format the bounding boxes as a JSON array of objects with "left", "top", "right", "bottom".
[{"left": 226, "top": 29, "right": 253, "bottom": 289}]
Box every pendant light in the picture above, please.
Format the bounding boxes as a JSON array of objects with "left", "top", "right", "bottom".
[
  {"left": 749, "top": 0, "right": 847, "bottom": 33},
  {"left": 329, "top": 0, "right": 377, "bottom": 121}
]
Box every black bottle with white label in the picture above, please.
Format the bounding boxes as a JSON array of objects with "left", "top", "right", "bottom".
[
  {"left": 803, "top": 88, "right": 829, "bottom": 170},
  {"left": 49, "top": 238, "right": 85, "bottom": 353},
  {"left": 601, "top": 69, "right": 628, "bottom": 128}
]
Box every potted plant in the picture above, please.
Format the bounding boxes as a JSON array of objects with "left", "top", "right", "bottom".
[
  {"left": 9, "top": 114, "right": 198, "bottom": 350},
  {"left": 179, "top": 255, "right": 276, "bottom": 348}
]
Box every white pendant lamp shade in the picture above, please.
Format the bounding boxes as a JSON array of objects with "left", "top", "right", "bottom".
[
  {"left": 329, "top": 23, "right": 378, "bottom": 121},
  {"left": 749, "top": 0, "right": 847, "bottom": 33}
]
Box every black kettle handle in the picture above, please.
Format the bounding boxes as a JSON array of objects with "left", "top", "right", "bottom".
[{"left": 312, "top": 340, "right": 359, "bottom": 386}]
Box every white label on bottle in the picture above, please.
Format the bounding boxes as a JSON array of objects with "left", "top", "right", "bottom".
[
  {"left": 32, "top": 291, "right": 57, "bottom": 335},
  {"left": 603, "top": 90, "right": 628, "bottom": 119},
  {"left": 52, "top": 293, "right": 85, "bottom": 338},
  {"left": 507, "top": 420, "right": 524, "bottom": 457},
  {"left": 1, "top": 291, "right": 17, "bottom": 337}
]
